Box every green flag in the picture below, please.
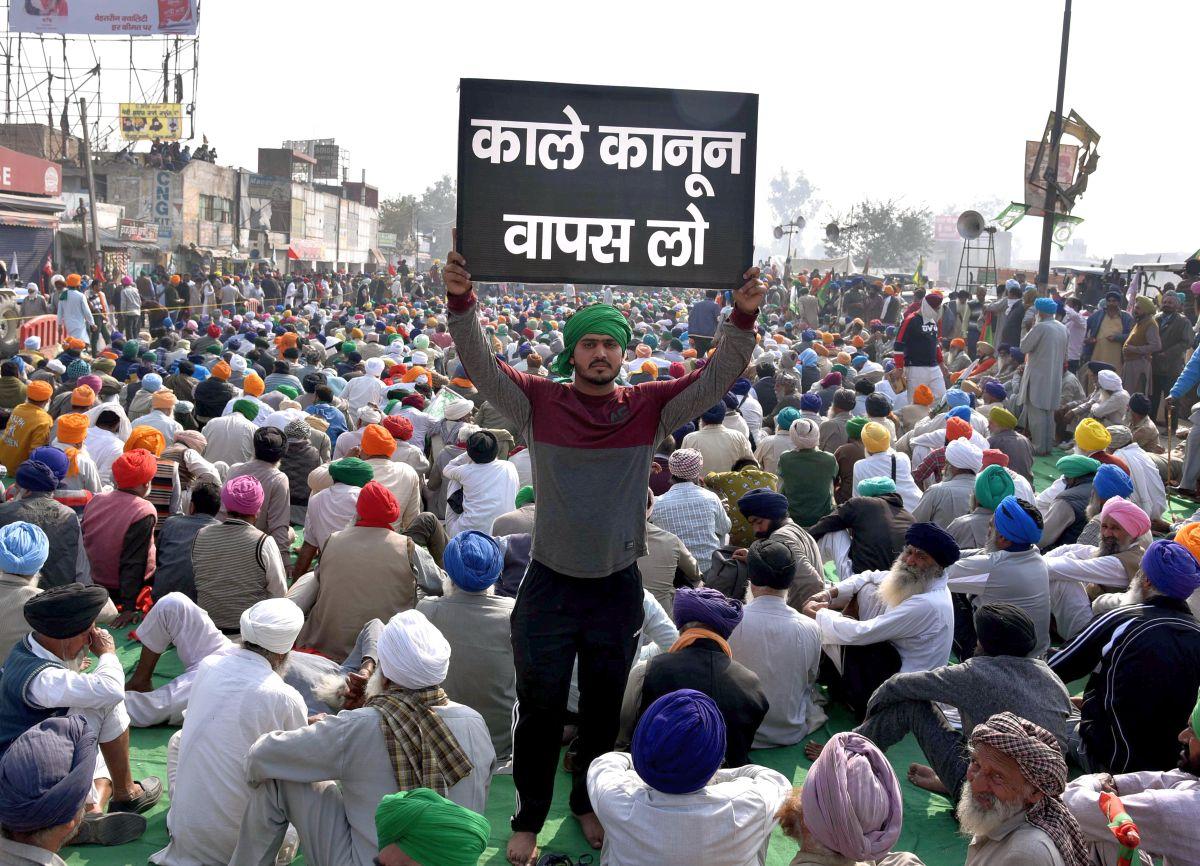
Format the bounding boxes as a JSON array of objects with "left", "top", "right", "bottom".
[{"left": 995, "top": 202, "right": 1031, "bottom": 231}]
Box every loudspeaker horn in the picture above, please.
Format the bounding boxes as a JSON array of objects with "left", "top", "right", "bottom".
[
  {"left": 825, "top": 222, "right": 840, "bottom": 243},
  {"left": 957, "top": 210, "right": 986, "bottom": 240}
]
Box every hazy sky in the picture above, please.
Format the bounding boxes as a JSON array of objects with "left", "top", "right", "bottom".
[{"left": 193, "top": 0, "right": 1197, "bottom": 261}]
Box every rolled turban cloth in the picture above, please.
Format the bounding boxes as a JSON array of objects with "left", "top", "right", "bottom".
[
  {"left": 26, "top": 380, "right": 51, "bottom": 401},
  {"left": 374, "top": 788, "right": 489, "bottom": 866},
  {"left": 378, "top": 609, "right": 451, "bottom": 689},
  {"left": 23, "top": 584, "right": 109, "bottom": 638},
  {"left": 989, "top": 406, "right": 1018, "bottom": 430},
  {"left": 736, "top": 488, "right": 788, "bottom": 521},
  {"left": 746, "top": 539, "right": 794, "bottom": 589},
  {"left": 820, "top": 372, "right": 842, "bottom": 388},
  {"left": 975, "top": 602, "right": 1037, "bottom": 658},
  {"left": 514, "top": 485, "right": 535, "bottom": 508},
  {"left": 0, "top": 521, "right": 49, "bottom": 576},
  {"left": 1057, "top": 454, "right": 1100, "bottom": 479},
  {"left": 151, "top": 389, "right": 177, "bottom": 411},
  {"left": 969, "top": 713, "right": 1087, "bottom": 866},
  {"left": 112, "top": 449, "right": 157, "bottom": 490},
  {"left": 799, "top": 392, "right": 822, "bottom": 413},
  {"left": 1034, "top": 297, "right": 1059, "bottom": 315},
  {"left": 174, "top": 429, "right": 206, "bottom": 453},
  {"left": 29, "top": 447, "right": 68, "bottom": 481},
  {"left": 361, "top": 424, "right": 397, "bottom": 458},
  {"left": 912, "top": 384, "right": 934, "bottom": 406},
  {"left": 70, "top": 385, "right": 96, "bottom": 408},
  {"left": 1141, "top": 539, "right": 1200, "bottom": 600},
  {"left": 232, "top": 399, "right": 259, "bottom": 422},
  {"left": 1105, "top": 425, "right": 1133, "bottom": 449},
  {"left": 1097, "top": 369, "right": 1123, "bottom": 392},
  {"left": 632, "top": 689, "right": 726, "bottom": 795},
  {"left": 442, "top": 400, "right": 472, "bottom": 422},
  {"left": 945, "top": 388, "right": 970, "bottom": 408},
  {"left": 672, "top": 586, "right": 743, "bottom": 637},
  {"left": 775, "top": 407, "right": 801, "bottom": 431},
  {"left": 994, "top": 496, "right": 1042, "bottom": 545},
  {"left": 239, "top": 597, "right": 304, "bottom": 654},
  {"left": 668, "top": 448, "right": 704, "bottom": 481},
  {"left": 1173, "top": 522, "right": 1200, "bottom": 563},
  {"left": 798, "top": 349, "right": 819, "bottom": 368},
  {"left": 125, "top": 426, "right": 165, "bottom": 457},
  {"left": 466, "top": 430, "right": 498, "bottom": 464},
  {"left": 789, "top": 417, "right": 820, "bottom": 449},
  {"left": 982, "top": 448, "right": 1009, "bottom": 468},
  {"left": 210, "top": 360, "right": 231, "bottom": 380},
  {"left": 281, "top": 419, "right": 309, "bottom": 443},
  {"left": 905, "top": 522, "right": 959, "bottom": 568},
  {"left": 802, "top": 731, "right": 903, "bottom": 861},
  {"left": 948, "top": 406, "right": 972, "bottom": 422},
  {"left": 140, "top": 373, "right": 163, "bottom": 393},
  {"left": 946, "top": 439, "right": 982, "bottom": 473},
  {"left": 273, "top": 384, "right": 300, "bottom": 400},
  {"left": 1100, "top": 495, "right": 1150, "bottom": 538},
  {"left": 861, "top": 421, "right": 891, "bottom": 454},
  {"left": 731, "top": 378, "right": 752, "bottom": 396},
  {"left": 329, "top": 457, "right": 373, "bottom": 487},
  {"left": 341, "top": 340, "right": 356, "bottom": 355},
  {"left": 945, "top": 416, "right": 972, "bottom": 442},
  {"left": 15, "top": 460, "right": 57, "bottom": 492},
  {"left": 1134, "top": 295, "right": 1157, "bottom": 316},
  {"left": 983, "top": 380, "right": 1007, "bottom": 400},
  {"left": 701, "top": 402, "right": 727, "bottom": 424},
  {"left": 668, "top": 361, "right": 686, "bottom": 379},
  {"left": 846, "top": 416, "right": 868, "bottom": 442},
  {"left": 551, "top": 304, "right": 631, "bottom": 377},
  {"left": 1093, "top": 464, "right": 1133, "bottom": 501},
  {"left": 382, "top": 414, "right": 414, "bottom": 441},
  {"left": 243, "top": 373, "right": 265, "bottom": 397},
  {"left": 1128, "top": 392, "right": 1152, "bottom": 416},
  {"left": 635, "top": 344, "right": 652, "bottom": 359},
  {"left": 222, "top": 474, "right": 264, "bottom": 515},
  {"left": 121, "top": 341, "right": 140, "bottom": 360},
  {"left": 974, "top": 464, "right": 1015, "bottom": 510},
  {"left": 443, "top": 530, "right": 503, "bottom": 592},
  {"left": 0, "top": 715, "right": 96, "bottom": 833},
  {"left": 356, "top": 481, "right": 400, "bottom": 529},
  {"left": 857, "top": 476, "right": 896, "bottom": 497}
]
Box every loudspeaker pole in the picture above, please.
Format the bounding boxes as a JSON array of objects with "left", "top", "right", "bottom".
[{"left": 1036, "top": 0, "right": 1072, "bottom": 292}]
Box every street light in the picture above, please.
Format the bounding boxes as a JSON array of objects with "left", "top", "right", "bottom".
[{"left": 773, "top": 216, "right": 805, "bottom": 279}]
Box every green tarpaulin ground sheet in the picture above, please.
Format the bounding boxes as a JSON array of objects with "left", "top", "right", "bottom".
[{"left": 62, "top": 449, "right": 1193, "bottom": 865}]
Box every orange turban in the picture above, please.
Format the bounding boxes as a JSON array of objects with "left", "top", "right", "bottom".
[
  {"left": 812, "top": 343, "right": 829, "bottom": 357},
  {"left": 152, "top": 389, "right": 177, "bottom": 411},
  {"left": 950, "top": 338, "right": 966, "bottom": 349},
  {"left": 65, "top": 338, "right": 87, "bottom": 352},
  {"left": 360, "top": 423, "right": 397, "bottom": 459},
  {"left": 681, "top": 349, "right": 697, "bottom": 359},
  {"left": 275, "top": 332, "right": 299, "bottom": 351},
  {"left": 71, "top": 384, "right": 96, "bottom": 408},
  {"left": 851, "top": 335, "right": 865, "bottom": 348},
  {"left": 26, "top": 380, "right": 52, "bottom": 402},
  {"left": 170, "top": 274, "right": 181, "bottom": 285},
  {"left": 65, "top": 274, "right": 81, "bottom": 288},
  {"left": 125, "top": 425, "right": 166, "bottom": 457},
  {"left": 401, "top": 365, "right": 428, "bottom": 384},
  {"left": 211, "top": 361, "right": 231, "bottom": 381},
  {"left": 822, "top": 333, "right": 835, "bottom": 346},
  {"left": 112, "top": 448, "right": 157, "bottom": 489},
  {"left": 243, "top": 373, "right": 265, "bottom": 397},
  {"left": 56, "top": 413, "right": 89, "bottom": 446},
  {"left": 836, "top": 352, "right": 851, "bottom": 365},
  {"left": 1175, "top": 523, "right": 1200, "bottom": 563},
  {"left": 946, "top": 417, "right": 972, "bottom": 442},
  {"left": 913, "top": 384, "right": 934, "bottom": 406}
]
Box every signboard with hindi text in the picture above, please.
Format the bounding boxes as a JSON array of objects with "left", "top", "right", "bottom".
[
  {"left": 119, "top": 103, "right": 182, "bottom": 141},
  {"left": 10, "top": 0, "right": 198, "bottom": 35},
  {"left": 456, "top": 78, "right": 758, "bottom": 289}
]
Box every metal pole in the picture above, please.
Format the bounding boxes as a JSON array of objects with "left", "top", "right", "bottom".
[
  {"left": 78, "top": 98, "right": 102, "bottom": 277},
  {"left": 1036, "top": 0, "right": 1072, "bottom": 291}
]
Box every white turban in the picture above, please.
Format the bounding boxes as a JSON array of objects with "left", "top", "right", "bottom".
[
  {"left": 263, "top": 409, "right": 304, "bottom": 431},
  {"left": 410, "top": 350, "right": 428, "bottom": 366},
  {"left": 230, "top": 354, "right": 247, "bottom": 374},
  {"left": 239, "top": 598, "right": 304, "bottom": 654},
  {"left": 1097, "top": 369, "right": 1122, "bottom": 392},
  {"left": 365, "top": 357, "right": 386, "bottom": 378},
  {"left": 945, "top": 438, "right": 983, "bottom": 473},
  {"left": 356, "top": 405, "right": 383, "bottom": 425},
  {"left": 23, "top": 336, "right": 40, "bottom": 350},
  {"left": 443, "top": 400, "right": 473, "bottom": 422},
  {"left": 377, "top": 610, "right": 451, "bottom": 689}
]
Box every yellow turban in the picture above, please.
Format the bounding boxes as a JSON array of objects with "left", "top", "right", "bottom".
[
  {"left": 861, "top": 421, "right": 892, "bottom": 454},
  {"left": 1074, "top": 418, "right": 1111, "bottom": 453},
  {"left": 125, "top": 425, "right": 166, "bottom": 458},
  {"left": 56, "top": 413, "right": 89, "bottom": 446},
  {"left": 989, "top": 406, "right": 1018, "bottom": 430}
]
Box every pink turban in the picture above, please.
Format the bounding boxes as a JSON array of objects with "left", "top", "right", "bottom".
[
  {"left": 221, "top": 474, "right": 264, "bottom": 516},
  {"left": 801, "top": 732, "right": 903, "bottom": 861},
  {"left": 1099, "top": 495, "right": 1150, "bottom": 539}
]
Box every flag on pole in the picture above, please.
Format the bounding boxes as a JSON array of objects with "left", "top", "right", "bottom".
[
  {"left": 912, "top": 256, "right": 925, "bottom": 287},
  {"left": 995, "top": 202, "right": 1031, "bottom": 231}
]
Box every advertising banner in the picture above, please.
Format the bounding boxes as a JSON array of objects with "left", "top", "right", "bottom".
[
  {"left": 10, "top": 0, "right": 198, "bottom": 36},
  {"left": 0, "top": 145, "right": 61, "bottom": 197},
  {"left": 119, "top": 103, "right": 182, "bottom": 141}
]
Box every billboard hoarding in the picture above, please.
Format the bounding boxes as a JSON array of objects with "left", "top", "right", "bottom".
[
  {"left": 10, "top": 0, "right": 198, "bottom": 36},
  {"left": 119, "top": 103, "right": 182, "bottom": 141}
]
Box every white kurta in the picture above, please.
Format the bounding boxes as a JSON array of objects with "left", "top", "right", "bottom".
[
  {"left": 1064, "top": 770, "right": 1200, "bottom": 866},
  {"left": 1115, "top": 442, "right": 1167, "bottom": 520},
  {"left": 55, "top": 289, "right": 95, "bottom": 341},
  {"left": 443, "top": 454, "right": 519, "bottom": 538},
  {"left": 851, "top": 450, "right": 923, "bottom": 511}
]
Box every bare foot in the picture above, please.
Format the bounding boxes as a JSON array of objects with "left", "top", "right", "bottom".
[
  {"left": 804, "top": 740, "right": 825, "bottom": 761},
  {"left": 907, "top": 763, "right": 949, "bottom": 795},
  {"left": 574, "top": 811, "right": 604, "bottom": 849},
  {"left": 506, "top": 831, "right": 538, "bottom": 866}
]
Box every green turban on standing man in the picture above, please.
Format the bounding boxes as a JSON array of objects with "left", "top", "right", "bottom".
[{"left": 551, "top": 304, "right": 632, "bottom": 378}]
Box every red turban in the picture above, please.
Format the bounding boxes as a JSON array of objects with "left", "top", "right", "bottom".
[
  {"left": 111, "top": 449, "right": 157, "bottom": 489},
  {"left": 981, "top": 448, "right": 1010, "bottom": 468},
  {"left": 382, "top": 415, "right": 414, "bottom": 442},
  {"left": 355, "top": 481, "right": 399, "bottom": 528}
]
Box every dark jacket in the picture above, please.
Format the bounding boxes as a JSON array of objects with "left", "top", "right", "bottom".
[{"left": 807, "top": 492, "right": 913, "bottom": 573}]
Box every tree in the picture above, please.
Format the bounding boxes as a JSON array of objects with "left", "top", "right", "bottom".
[
  {"left": 417, "top": 174, "right": 457, "bottom": 253},
  {"left": 767, "top": 168, "right": 819, "bottom": 234},
  {"left": 379, "top": 194, "right": 417, "bottom": 241},
  {"left": 824, "top": 198, "right": 933, "bottom": 268}
]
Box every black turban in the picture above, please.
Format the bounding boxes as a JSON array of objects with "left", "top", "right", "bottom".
[
  {"left": 904, "top": 522, "right": 960, "bottom": 568},
  {"left": 252, "top": 426, "right": 286, "bottom": 463},
  {"left": 24, "top": 584, "right": 110, "bottom": 638},
  {"left": 746, "top": 539, "right": 794, "bottom": 590},
  {"left": 974, "top": 602, "right": 1037, "bottom": 658},
  {"left": 467, "top": 430, "right": 498, "bottom": 464},
  {"left": 1128, "top": 392, "right": 1152, "bottom": 417}
]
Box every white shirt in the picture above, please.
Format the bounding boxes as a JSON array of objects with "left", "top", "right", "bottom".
[
  {"left": 151, "top": 649, "right": 306, "bottom": 866},
  {"left": 727, "top": 594, "right": 825, "bottom": 747},
  {"left": 1064, "top": 770, "right": 1200, "bottom": 866},
  {"left": 391, "top": 440, "right": 430, "bottom": 475},
  {"left": 55, "top": 289, "right": 94, "bottom": 340},
  {"left": 443, "top": 454, "right": 519, "bottom": 537},
  {"left": 508, "top": 447, "right": 533, "bottom": 488},
  {"left": 1115, "top": 442, "right": 1167, "bottom": 520},
  {"left": 51, "top": 437, "right": 102, "bottom": 494},
  {"left": 852, "top": 450, "right": 923, "bottom": 512},
  {"left": 752, "top": 433, "right": 791, "bottom": 476},
  {"left": 137, "top": 409, "right": 182, "bottom": 445},
  {"left": 200, "top": 413, "right": 257, "bottom": 467},
  {"left": 394, "top": 406, "right": 435, "bottom": 452},
  {"left": 303, "top": 482, "right": 361, "bottom": 551},
  {"left": 26, "top": 635, "right": 124, "bottom": 710},
  {"left": 736, "top": 392, "right": 763, "bottom": 441},
  {"left": 1044, "top": 543, "right": 1130, "bottom": 589},
  {"left": 587, "top": 753, "right": 790, "bottom": 866},
  {"left": 82, "top": 427, "right": 126, "bottom": 486}
]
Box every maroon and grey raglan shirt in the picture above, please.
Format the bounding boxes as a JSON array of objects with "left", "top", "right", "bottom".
[{"left": 447, "top": 290, "right": 757, "bottom": 579}]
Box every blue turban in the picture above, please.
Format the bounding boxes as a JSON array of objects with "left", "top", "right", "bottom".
[
  {"left": 0, "top": 521, "right": 49, "bottom": 576},
  {"left": 141, "top": 372, "right": 163, "bottom": 392},
  {"left": 442, "top": 531, "right": 503, "bottom": 593},
  {"left": 799, "top": 393, "right": 822, "bottom": 413},
  {"left": 983, "top": 380, "right": 1006, "bottom": 400},
  {"left": 0, "top": 715, "right": 97, "bottom": 832},
  {"left": 798, "top": 348, "right": 819, "bottom": 368},
  {"left": 730, "top": 378, "right": 752, "bottom": 396},
  {"left": 1008, "top": 347, "right": 1025, "bottom": 361},
  {"left": 1034, "top": 297, "right": 1059, "bottom": 315},
  {"left": 15, "top": 460, "right": 58, "bottom": 493},
  {"left": 945, "top": 389, "right": 970, "bottom": 409},
  {"left": 701, "top": 402, "right": 726, "bottom": 424},
  {"left": 672, "top": 587, "right": 743, "bottom": 638},
  {"left": 948, "top": 406, "right": 971, "bottom": 421},
  {"left": 632, "top": 689, "right": 726, "bottom": 794},
  {"left": 1093, "top": 464, "right": 1134, "bottom": 501},
  {"left": 737, "top": 488, "right": 789, "bottom": 521},
  {"left": 192, "top": 364, "right": 210, "bottom": 382},
  {"left": 801, "top": 329, "right": 817, "bottom": 341},
  {"left": 993, "top": 496, "right": 1042, "bottom": 546},
  {"left": 904, "top": 522, "right": 960, "bottom": 568},
  {"left": 641, "top": 333, "right": 658, "bottom": 350},
  {"left": 851, "top": 355, "right": 867, "bottom": 369},
  {"left": 30, "top": 446, "right": 69, "bottom": 481},
  {"left": 1141, "top": 540, "right": 1200, "bottom": 600}
]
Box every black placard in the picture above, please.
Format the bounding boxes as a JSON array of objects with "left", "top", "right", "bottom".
[{"left": 456, "top": 78, "right": 758, "bottom": 289}]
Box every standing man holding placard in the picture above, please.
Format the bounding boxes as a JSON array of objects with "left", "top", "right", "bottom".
[{"left": 443, "top": 245, "right": 764, "bottom": 865}]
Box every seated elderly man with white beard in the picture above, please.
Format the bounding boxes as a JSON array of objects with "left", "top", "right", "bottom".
[{"left": 801, "top": 522, "right": 958, "bottom": 718}]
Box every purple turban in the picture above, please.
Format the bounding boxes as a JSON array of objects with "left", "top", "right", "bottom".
[
  {"left": 1141, "top": 539, "right": 1200, "bottom": 600},
  {"left": 802, "top": 731, "right": 903, "bottom": 861},
  {"left": 983, "top": 380, "right": 1006, "bottom": 400},
  {"left": 672, "top": 587, "right": 743, "bottom": 638},
  {"left": 0, "top": 715, "right": 96, "bottom": 832},
  {"left": 820, "top": 372, "right": 843, "bottom": 388},
  {"left": 15, "top": 460, "right": 58, "bottom": 493},
  {"left": 221, "top": 474, "right": 265, "bottom": 516},
  {"left": 799, "top": 392, "right": 822, "bottom": 412},
  {"left": 76, "top": 374, "right": 103, "bottom": 395},
  {"left": 632, "top": 689, "right": 725, "bottom": 794},
  {"left": 29, "top": 446, "right": 69, "bottom": 481}
]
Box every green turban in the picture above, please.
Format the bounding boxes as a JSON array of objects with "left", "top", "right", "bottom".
[
  {"left": 341, "top": 340, "right": 357, "bottom": 355},
  {"left": 515, "top": 485, "right": 534, "bottom": 508},
  {"left": 273, "top": 384, "right": 300, "bottom": 399},
  {"left": 375, "top": 788, "right": 489, "bottom": 866},
  {"left": 413, "top": 334, "right": 430, "bottom": 349},
  {"left": 857, "top": 476, "right": 896, "bottom": 497},
  {"left": 550, "top": 304, "right": 632, "bottom": 378},
  {"left": 232, "top": 399, "right": 259, "bottom": 422},
  {"left": 831, "top": 364, "right": 850, "bottom": 376},
  {"left": 329, "top": 457, "right": 374, "bottom": 487},
  {"left": 774, "top": 406, "right": 800, "bottom": 432},
  {"left": 122, "top": 341, "right": 141, "bottom": 360},
  {"left": 975, "top": 464, "right": 1015, "bottom": 510},
  {"left": 846, "top": 416, "right": 868, "bottom": 442},
  {"left": 1192, "top": 691, "right": 1200, "bottom": 738},
  {"left": 1056, "top": 454, "right": 1101, "bottom": 479}
]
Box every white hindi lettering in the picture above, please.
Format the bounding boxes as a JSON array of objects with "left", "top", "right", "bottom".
[
  {"left": 471, "top": 106, "right": 590, "bottom": 170},
  {"left": 503, "top": 215, "right": 635, "bottom": 263},
  {"left": 598, "top": 126, "right": 745, "bottom": 175},
  {"left": 645, "top": 204, "right": 710, "bottom": 268}
]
